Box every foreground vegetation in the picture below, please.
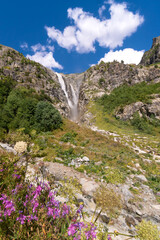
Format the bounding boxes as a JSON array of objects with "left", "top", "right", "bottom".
[{"left": 0, "top": 151, "right": 159, "bottom": 239}]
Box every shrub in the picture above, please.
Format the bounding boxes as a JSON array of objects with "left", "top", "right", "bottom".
[
  {"left": 131, "top": 112, "right": 152, "bottom": 134},
  {"left": 136, "top": 220, "right": 160, "bottom": 240},
  {"left": 60, "top": 131, "right": 77, "bottom": 144},
  {"left": 34, "top": 101, "right": 62, "bottom": 132},
  {"left": 98, "top": 78, "right": 105, "bottom": 86},
  {"left": 93, "top": 185, "right": 122, "bottom": 222}
]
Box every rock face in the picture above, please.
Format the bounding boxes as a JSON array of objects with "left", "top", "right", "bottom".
[
  {"left": 78, "top": 60, "right": 160, "bottom": 123},
  {"left": 140, "top": 36, "right": 160, "bottom": 65},
  {"left": 1, "top": 38, "right": 160, "bottom": 123},
  {"left": 115, "top": 97, "right": 160, "bottom": 121}
]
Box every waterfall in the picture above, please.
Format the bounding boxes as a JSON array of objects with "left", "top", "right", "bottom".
[{"left": 56, "top": 72, "right": 80, "bottom": 121}]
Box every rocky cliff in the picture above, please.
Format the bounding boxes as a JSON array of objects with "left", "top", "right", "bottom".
[
  {"left": 140, "top": 36, "right": 160, "bottom": 65},
  {"left": 0, "top": 44, "right": 71, "bottom": 117},
  {"left": 0, "top": 40, "right": 160, "bottom": 124},
  {"left": 79, "top": 61, "right": 160, "bottom": 123}
]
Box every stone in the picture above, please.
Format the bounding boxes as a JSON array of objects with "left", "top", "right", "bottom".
[
  {"left": 116, "top": 102, "right": 144, "bottom": 121},
  {"left": 136, "top": 210, "right": 143, "bottom": 216},
  {"left": 55, "top": 157, "right": 63, "bottom": 162},
  {"left": 135, "top": 163, "right": 140, "bottom": 168},
  {"left": 135, "top": 175, "right": 148, "bottom": 182},
  {"left": 120, "top": 184, "right": 133, "bottom": 202},
  {"left": 82, "top": 156, "right": 90, "bottom": 162},
  {"left": 125, "top": 215, "right": 136, "bottom": 227},
  {"left": 151, "top": 205, "right": 160, "bottom": 211},
  {"left": 80, "top": 178, "right": 99, "bottom": 197},
  {"left": 0, "top": 142, "right": 17, "bottom": 155},
  {"left": 100, "top": 215, "right": 110, "bottom": 224}
]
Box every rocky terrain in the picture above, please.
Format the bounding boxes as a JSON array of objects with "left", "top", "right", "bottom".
[
  {"left": 140, "top": 36, "right": 160, "bottom": 65},
  {"left": 0, "top": 37, "right": 160, "bottom": 238}
]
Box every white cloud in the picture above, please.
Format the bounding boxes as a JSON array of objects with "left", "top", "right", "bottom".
[
  {"left": 98, "top": 48, "right": 145, "bottom": 65},
  {"left": 26, "top": 51, "right": 63, "bottom": 69},
  {"left": 98, "top": 4, "right": 106, "bottom": 18},
  {"left": 31, "top": 43, "right": 46, "bottom": 52},
  {"left": 20, "top": 42, "right": 28, "bottom": 50},
  {"left": 31, "top": 43, "right": 54, "bottom": 53},
  {"left": 46, "top": 26, "right": 77, "bottom": 51},
  {"left": 45, "top": 1, "right": 144, "bottom": 53}
]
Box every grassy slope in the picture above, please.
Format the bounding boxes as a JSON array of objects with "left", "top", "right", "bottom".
[{"left": 2, "top": 116, "right": 159, "bottom": 202}]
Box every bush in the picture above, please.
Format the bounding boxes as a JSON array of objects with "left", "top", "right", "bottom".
[
  {"left": 136, "top": 220, "right": 160, "bottom": 240},
  {"left": 34, "top": 101, "right": 62, "bottom": 132},
  {"left": 131, "top": 112, "right": 152, "bottom": 134},
  {"left": 0, "top": 87, "right": 62, "bottom": 133}
]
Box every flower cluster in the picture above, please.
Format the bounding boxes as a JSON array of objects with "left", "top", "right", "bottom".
[
  {"left": 0, "top": 180, "right": 96, "bottom": 239},
  {"left": 0, "top": 194, "right": 15, "bottom": 221},
  {"left": 14, "top": 141, "right": 27, "bottom": 154},
  {"left": 68, "top": 222, "right": 96, "bottom": 240}
]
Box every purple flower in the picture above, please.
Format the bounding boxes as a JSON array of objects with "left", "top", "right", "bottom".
[
  {"left": 32, "top": 200, "right": 39, "bottom": 212},
  {"left": 62, "top": 203, "right": 70, "bottom": 216},
  {"left": 12, "top": 174, "right": 21, "bottom": 179},
  {"left": 0, "top": 194, "right": 15, "bottom": 217},
  {"left": 17, "top": 214, "right": 27, "bottom": 224},
  {"left": 108, "top": 235, "right": 112, "bottom": 240},
  {"left": 0, "top": 169, "right": 4, "bottom": 172},
  {"left": 27, "top": 214, "right": 38, "bottom": 221},
  {"left": 76, "top": 204, "right": 84, "bottom": 214},
  {"left": 47, "top": 207, "right": 54, "bottom": 216},
  {"left": 68, "top": 224, "right": 77, "bottom": 236}
]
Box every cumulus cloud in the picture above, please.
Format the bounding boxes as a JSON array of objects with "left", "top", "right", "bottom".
[
  {"left": 27, "top": 51, "right": 63, "bottom": 70},
  {"left": 98, "top": 48, "right": 145, "bottom": 65},
  {"left": 45, "top": 1, "right": 144, "bottom": 53},
  {"left": 20, "top": 42, "right": 28, "bottom": 50}
]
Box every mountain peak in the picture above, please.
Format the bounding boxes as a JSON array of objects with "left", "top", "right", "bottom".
[{"left": 140, "top": 36, "right": 160, "bottom": 65}]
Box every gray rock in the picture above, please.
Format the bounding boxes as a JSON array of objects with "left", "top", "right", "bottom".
[
  {"left": 140, "top": 36, "right": 160, "bottom": 65},
  {"left": 82, "top": 156, "right": 90, "bottom": 162},
  {"left": 80, "top": 178, "right": 99, "bottom": 197},
  {"left": 120, "top": 184, "right": 133, "bottom": 202},
  {"left": 0, "top": 142, "right": 17, "bottom": 155},
  {"left": 135, "top": 174, "right": 148, "bottom": 182}
]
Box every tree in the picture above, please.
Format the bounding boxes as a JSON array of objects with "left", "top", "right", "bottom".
[{"left": 34, "top": 101, "right": 62, "bottom": 132}]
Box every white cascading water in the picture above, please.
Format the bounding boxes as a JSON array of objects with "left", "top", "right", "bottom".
[{"left": 56, "top": 72, "right": 79, "bottom": 121}]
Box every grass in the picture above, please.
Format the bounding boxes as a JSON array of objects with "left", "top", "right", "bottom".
[{"left": 97, "top": 81, "right": 160, "bottom": 113}]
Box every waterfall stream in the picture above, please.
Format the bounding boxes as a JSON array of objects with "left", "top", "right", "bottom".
[{"left": 56, "top": 72, "right": 80, "bottom": 121}]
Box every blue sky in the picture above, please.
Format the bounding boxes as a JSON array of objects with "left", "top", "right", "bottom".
[{"left": 0, "top": 0, "right": 159, "bottom": 73}]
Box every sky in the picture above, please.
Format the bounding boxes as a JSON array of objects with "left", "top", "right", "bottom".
[{"left": 0, "top": 0, "right": 159, "bottom": 74}]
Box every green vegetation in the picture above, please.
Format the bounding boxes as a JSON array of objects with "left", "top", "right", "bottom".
[
  {"left": 0, "top": 84, "right": 62, "bottom": 133},
  {"left": 60, "top": 131, "right": 78, "bottom": 144},
  {"left": 94, "top": 81, "right": 160, "bottom": 134},
  {"left": 97, "top": 81, "right": 160, "bottom": 113},
  {"left": 98, "top": 78, "right": 105, "bottom": 86},
  {"left": 0, "top": 76, "right": 16, "bottom": 106},
  {"left": 34, "top": 101, "right": 62, "bottom": 132}
]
